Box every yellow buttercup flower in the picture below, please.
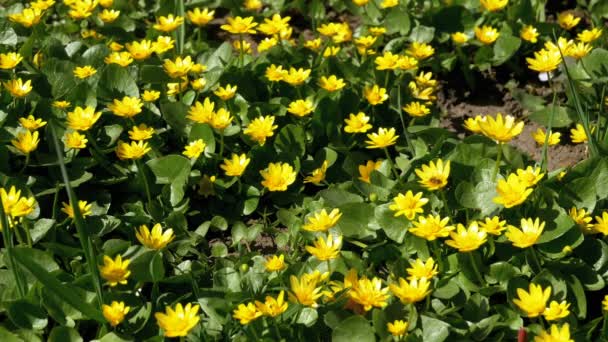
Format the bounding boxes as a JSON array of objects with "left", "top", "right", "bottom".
[
  {"left": 187, "top": 7, "right": 214, "bottom": 26},
  {"left": 578, "top": 28, "right": 602, "bottom": 43},
  {"left": 319, "top": 75, "right": 346, "bottom": 92},
  {"left": 99, "top": 255, "right": 131, "bottom": 287},
  {"left": 303, "top": 209, "right": 342, "bottom": 232},
  {"left": 520, "top": 25, "right": 539, "bottom": 43},
  {"left": 19, "top": 115, "right": 46, "bottom": 131},
  {"left": 190, "top": 77, "right": 206, "bottom": 90},
  {"left": 526, "top": 48, "right": 562, "bottom": 73},
  {"left": 480, "top": 0, "right": 508, "bottom": 11},
  {"left": 306, "top": 233, "right": 342, "bottom": 261},
  {"left": 115, "top": 140, "right": 151, "bottom": 160},
  {"left": 410, "top": 214, "right": 453, "bottom": 241},
  {"left": 464, "top": 116, "right": 485, "bottom": 133},
  {"left": 494, "top": 174, "right": 533, "bottom": 208},
  {"left": 364, "top": 84, "right": 389, "bottom": 105},
  {"left": 258, "top": 13, "right": 291, "bottom": 36},
  {"left": 126, "top": 40, "right": 155, "bottom": 60},
  {"left": 304, "top": 160, "right": 329, "bottom": 185},
  {"left": 188, "top": 98, "right": 215, "bottom": 123},
  {"left": 8, "top": 8, "right": 44, "bottom": 27},
  {"left": 136, "top": 223, "right": 175, "bottom": 250},
  {"left": 570, "top": 124, "right": 589, "bottom": 143},
  {"left": 258, "top": 37, "right": 278, "bottom": 53},
  {"left": 398, "top": 55, "right": 419, "bottom": 70},
  {"left": 478, "top": 113, "right": 524, "bottom": 143},
  {"left": 243, "top": 0, "right": 262, "bottom": 10},
  {"left": 568, "top": 42, "right": 592, "bottom": 59},
  {"left": 603, "top": 295, "right": 608, "bottom": 312},
  {"left": 11, "top": 130, "right": 39, "bottom": 154},
  {"left": 475, "top": 25, "right": 499, "bottom": 45},
  {"left": 153, "top": 14, "right": 184, "bottom": 32},
  {"left": 182, "top": 139, "right": 206, "bottom": 159},
  {"left": 104, "top": 51, "right": 133, "bottom": 67},
  {"left": 0, "top": 52, "right": 23, "bottom": 69},
  {"left": 256, "top": 291, "right": 288, "bottom": 317},
  {"left": 61, "top": 200, "right": 92, "bottom": 219},
  {"left": 375, "top": 51, "right": 401, "bottom": 70},
  {"left": 406, "top": 257, "right": 438, "bottom": 280},
  {"left": 570, "top": 207, "right": 594, "bottom": 233},
  {"left": 141, "top": 90, "right": 160, "bottom": 102},
  {"left": 303, "top": 38, "right": 322, "bottom": 51},
  {"left": 244, "top": 115, "right": 277, "bottom": 145},
  {"left": 265, "top": 64, "right": 288, "bottom": 81},
  {"left": 593, "top": 212, "right": 608, "bottom": 235},
  {"left": 287, "top": 99, "right": 314, "bottom": 117},
  {"left": 210, "top": 108, "right": 233, "bottom": 130},
  {"left": 415, "top": 159, "right": 450, "bottom": 191},
  {"left": 516, "top": 166, "right": 544, "bottom": 187},
  {"left": 408, "top": 82, "right": 436, "bottom": 101},
  {"left": 163, "top": 56, "right": 193, "bottom": 78},
  {"left": 265, "top": 254, "right": 286, "bottom": 272},
  {"left": 451, "top": 32, "right": 469, "bottom": 44},
  {"left": 352, "top": 0, "right": 370, "bottom": 6},
  {"left": 221, "top": 16, "right": 258, "bottom": 34},
  {"left": 214, "top": 84, "right": 238, "bottom": 100},
  {"left": 513, "top": 283, "right": 551, "bottom": 317},
  {"left": 66, "top": 0, "right": 97, "bottom": 20},
  {"left": 155, "top": 303, "right": 200, "bottom": 337},
  {"left": 403, "top": 101, "right": 431, "bottom": 117},
  {"left": 478, "top": 216, "right": 507, "bottom": 235},
  {"left": 387, "top": 320, "right": 408, "bottom": 337},
  {"left": 108, "top": 41, "right": 123, "bottom": 51},
  {"left": 506, "top": 217, "right": 545, "bottom": 248},
  {"left": 344, "top": 112, "right": 372, "bottom": 134},
  {"left": 0, "top": 186, "right": 36, "bottom": 220},
  {"left": 283, "top": 67, "right": 311, "bottom": 86},
  {"left": 30, "top": 0, "right": 55, "bottom": 11},
  {"left": 102, "top": 301, "right": 130, "bottom": 327},
  {"left": 108, "top": 96, "right": 143, "bottom": 118},
  {"left": 543, "top": 300, "right": 570, "bottom": 321},
  {"left": 288, "top": 274, "right": 324, "bottom": 307},
  {"left": 389, "top": 191, "right": 428, "bottom": 220},
  {"left": 445, "top": 222, "right": 487, "bottom": 252},
  {"left": 390, "top": 277, "right": 431, "bottom": 304},
  {"left": 153, "top": 36, "right": 175, "bottom": 54},
  {"left": 366, "top": 127, "right": 398, "bottom": 149},
  {"left": 64, "top": 131, "right": 88, "bottom": 149},
  {"left": 349, "top": 277, "right": 390, "bottom": 311},
  {"left": 534, "top": 324, "right": 573, "bottom": 342},
  {"left": 99, "top": 9, "right": 120, "bottom": 23},
  {"left": 233, "top": 40, "right": 252, "bottom": 54},
  {"left": 381, "top": 0, "right": 399, "bottom": 8},
  {"left": 260, "top": 162, "right": 296, "bottom": 191},
  {"left": 4, "top": 78, "right": 32, "bottom": 98},
  {"left": 532, "top": 128, "right": 561, "bottom": 146},
  {"left": 221, "top": 153, "right": 250, "bottom": 177},
  {"left": 355, "top": 35, "right": 377, "bottom": 49},
  {"left": 558, "top": 12, "right": 580, "bottom": 30},
  {"left": 358, "top": 160, "right": 383, "bottom": 183},
  {"left": 406, "top": 42, "right": 435, "bottom": 60},
  {"left": 128, "top": 124, "right": 155, "bottom": 141}
]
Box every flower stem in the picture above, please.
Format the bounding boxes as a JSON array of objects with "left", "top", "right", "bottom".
[
  {"left": 468, "top": 251, "right": 484, "bottom": 286},
  {"left": 18, "top": 153, "right": 30, "bottom": 175},
  {"left": 383, "top": 148, "right": 399, "bottom": 180},
  {"left": 135, "top": 160, "right": 153, "bottom": 206},
  {"left": 439, "top": 190, "right": 450, "bottom": 219},
  {"left": 1, "top": 222, "right": 27, "bottom": 298},
  {"left": 493, "top": 143, "right": 503, "bottom": 181},
  {"left": 528, "top": 247, "right": 542, "bottom": 274},
  {"left": 541, "top": 76, "right": 557, "bottom": 172}
]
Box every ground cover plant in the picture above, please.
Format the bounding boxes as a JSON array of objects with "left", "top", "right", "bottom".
[{"left": 1, "top": 0, "right": 608, "bottom": 341}]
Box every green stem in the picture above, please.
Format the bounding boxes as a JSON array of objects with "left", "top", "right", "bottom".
[
  {"left": 18, "top": 153, "right": 30, "bottom": 175},
  {"left": 175, "top": 0, "right": 185, "bottom": 55},
  {"left": 541, "top": 76, "right": 557, "bottom": 172},
  {"left": 383, "top": 148, "right": 399, "bottom": 179},
  {"left": 2, "top": 222, "right": 27, "bottom": 298},
  {"left": 218, "top": 133, "right": 225, "bottom": 160},
  {"left": 396, "top": 83, "right": 415, "bottom": 153},
  {"left": 439, "top": 190, "right": 450, "bottom": 219},
  {"left": 21, "top": 220, "right": 33, "bottom": 247},
  {"left": 135, "top": 160, "right": 153, "bottom": 206},
  {"left": 326, "top": 259, "right": 332, "bottom": 275},
  {"left": 493, "top": 143, "right": 503, "bottom": 181},
  {"left": 468, "top": 252, "right": 484, "bottom": 285},
  {"left": 238, "top": 34, "right": 244, "bottom": 68},
  {"left": 528, "top": 247, "right": 542, "bottom": 274}
]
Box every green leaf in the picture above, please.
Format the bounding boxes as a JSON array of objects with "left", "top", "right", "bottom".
[
  {"left": 147, "top": 155, "right": 191, "bottom": 206},
  {"left": 296, "top": 307, "right": 318, "bottom": 327},
  {"left": 409, "top": 26, "right": 435, "bottom": 43},
  {"left": 492, "top": 34, "right": 521, "bottom": 66},
  {"left": 7, "top": 299, "right": 48, "bottom": 330},
  {"left": 97, "top": 64, "right": 139, "bottom": 100},
  {"left": 581, "top": 48, "right": 608, "bottom": 78},
  {"left": 385, "top": 8, "right": 410, "bottom": 35},
  {"left": 374, "top": 203, "right": 409, "bottom": 243},
  {"left": 318, "top": 188, "right": 363, "bottom": 207},
  {"left": 421, "top": 315, "right": 450, "bottom": 342},
  {"left": 160, "top": 101, "right": 189, "bottom": 137},
  {"left": 0, "top": 326, "right": 24, "bottom": 342},
  {"left": 455, "top": 180, "right": 499, "bottom": 216},
  {"left": 130, "top": 250, "right": 165, "bottom": 283},
  {"left": 528, "top": 105, "right": 573, "bottom": 128},
  {"left": 189, "top": 123, "right": 216, "bottom": 155},
  {"left": 48, "top": 327, "right": 83, "bottom": 342},
  {"left": 332, "top": 315, "right": 375, "bottom": 342},
  {"left": 30, "top": 218, "right": 55, "bottom": 243},
  {"left": 95, "top": 332, "right": 132, "bottom": 342},
  {"left": 337, "top": 202, "right": 377, "bottom": 239},
  {"left": 274, "top": 124, "right": 306, "bottom": 157}
]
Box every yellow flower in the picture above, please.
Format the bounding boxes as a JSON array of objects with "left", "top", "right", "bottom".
[
  {"left": 534, "top": 324, "right": 573, "bottom": 342},
  {"left": 353, "top": 0, "right": 370, "bottom": 6},
  {"left": 464, "top": 116, "right": 485, "bottom": 133},
  {"left": 403, "top": 101, "right": 431, "bottom": 117},
  {"left": 570, "top": 123, "right": 590, "bottom": 143},
  {"left": 288, "top": 274, "right": 324, "bottom": 307},
  {"left": 243, "top": 0, "right": 262, "bottom": 10},
  {"left": 115, "top": 140, "right": 151, "bottom": 160},
  {"left": 304, "top": 38, "right": 322, "bottom": 51},
  {"left": 349, "top": 277, "right": 390, "bottom": 311},
  {"left": 30, "top": 0, "right": 55, "bottom": 11},
  {"left": 187, "top": 7, "right": 215, "bottom": 26},
  {"left": 181, "top": 139, "right": 205, "bottom": 159},
  {"left": 520, "top": 25, "right": 539, "bottom": 43},
  {"left": 66, "top": 106, "right": 101, "bottom": 131},
  {"left": 221, "top": 16, "right": 258, "bottom": 34},
  {"left": 256, "top": 291, "right": 288, "bottom": 317},
  {"left": 108, "top": 42, "right": 123, "bottom": 51},
  {"left": 568, "top": 42, "right": 592, "bottom": 59},
  {"left": 355, "top": 35, "right": 377, "bottom": 49},
  {"left": 445, "top": 222, "right": 487, "bottom": 252},
  {"left": 410, "top": 214, "right": 453, "bottom": 241},
  {"left": 389, "top": 191, "right": 428, "bottom": 220},
  {"left": 480, "top": 0, "right": 508, "bottom": 11},
  {"left": 506, "top": 217, "right": 545, "bottom": 248},
  {"left": 188, "top": 98, "right": 215, "bottom": 123},
  {"left": 358, "top": 160, "right": 383, "bottom": 183},
  {"left": 478, "top": 113, "right": 524, "bottom": 143},
  {"left": 287, "top": 99, "right": 314, "bottom": 117},
  {"left": 603, "top": 294, "right": 608, "bottom": 312},
  {"left": 64, "top": 131, "right": 88, "bottom": 149},
  {"left": 66, "top": 0, "right": 96, "bottom": 20},
  {"left": 318, "top": 75, "right": 346, "bottom": 92},
  {"left": 494, "top": 174, "right": 533, "bottom": 208},
  {"left": 211, "top": 109, "right": 233, "bottom": 129},
  {"left": 545, "top": 37, "right": 574, "bottom": 55},
  {"left": 153, "top": 14, "right": 184, "bottom": 32},
  {"left": 11, "top": 130, "right": 39, "bottom": 154},
  {"left": 398, "top": 55, "right": 419, "bottom": 70},
  {"left": 53, "top": 100, "right": 71, "bottom": 109},
  {"left": 4, "top": 78, "right": 32, "bottom": 98},
  {"left": 163, "top": 56, "right": 193, "bottom": 78},
  {"left": 102, "top": 301, "right": 130, "bottom": 327},
  {"left": 258, "top": 37, "right": 278, "bottom": 53},
  {"left": 304, "top": 160, "right": 329, "bottom": 185},
  {"left": 19, "top": 115, "right": 46, "bottom": 131},
  {"left": 390, "top": 277, "right": 431, "bottom": 304},
  {"left": 543, "top": 300, "right": 570, "bottom": 321},
  {"left": 306, "top": 233, "right": 342, "bottom": 261},
  {"left": 366, "top": 127, "right": 398, "bottom": 149},
  {"left": 258, "top": 13, "right": 291, "bottom": 36},
  {"left": 244, "top": 115, "right": 277, "bottom": 145},
  {"left": 104, "top": 51, "right": 133, "bottom": 67},
  {"left": 322, "top": 46, "right": 340, "bottom": 58},
  {"left": 478, "top": 216, "right": 507, "bottom": 235},
  {"left": 303, "top": 209, "right": 342, "bottom": 232},
  {"left": 558, "top": 12, "right": 580, "bottom": 30},
  {"left": 408, "top": 82, "right": 436, "bottom": 101},
  {"left": 61, "top": 200, "right": 92, "bottom": 218},
  {"left": 513, "top": 283, "right": 551, "bottom": 317},
  {"left": 569, "top": 207, "right": 593, "bottom": 233},
  {"left": 578, "top": 28, "right": 602, "bottom": 43},
  {"left": 415, "top": 159, "right": 450, "bottom": 191},
  {"left": 136, "top": 223, "right": 175, "bottom": 250},
  {"left": 128, "top": 124, "right": 155, "bottom": 141},
  {"left": 108, "top": 96, "right": 143, "bottom": 118},
  {"left": 516, "top": 166, "right": 544, "bottom": 187},
  {"left": 126, "top": 40, "right": 155, "bottom": 60},
  {"left": 406, "top": 257, "right": 438, "bottom": 280},
  {"left": 343, "top": 112, "right": 371, "bottom": 134},
  {"left": 364, "top": 84, "right": 389, "bottom": 105},
  {"left": 375, "top": 51, "right": 401, "bottom": 70},
  {"left": 475, "top": 25, "right": 500, "bottom": 45},
  {"left": 265, "top": 254, "right": 286, "bottom": 271},
  {"left": 155, "top": 303, "right": 200, "bottom": 337},
  {"left": 214, "top": 84, "right": 237, "bottom": 100},
  {"left": 406, "top": 42, "right": 435, "bottom": 60},
  {"left": 99, "top": 255, "right": 131, "bottom": 287},
  {"left": 260, "top": 162, "right": 296, "bottom": 191},
  {"left": 527, "top": 48, "right": 562, "bottom": 73},
  {"left": 283, "top": 67, "right": 311, "bottom": 86},
  {"left": 8, "top": 8, "right": 44, "bottom": 27},
  {"left": 153, "top": 36, "right": 175, "bottom": 54},
  {"left": 265, "top": 64, "right": 288, "bottom": 82},
  {"left": 451, "top": 32, "right": 469, "bottom": 44},
  {"left": 318, "top": 22, "right": 341, "bottom": 37},
  {"left": 99, "top": 9, "right": 120, "bottom": 23},
  {"left": 190, "top": 77, "right": 206, "bottom": 90},
  {"left": 0, "top": 52, "right": 23, "bottom": 69},
  {"left": 0, "top": 186, "right": 36, "bottom": 219},
  {"left": 220, "top": 153, "right": 250, "bottom": 177},
  {"left": 532, "top": 128, "right": 561, "bottom": 146},
  {"left": 381, "top": 0, "right": 399, "bottom": 8},
  {"left": 593, "top": 212, "right": 608, "bottom": 235},
  {"left": 387, "top": 320, "right": 408, "bottom": 337}
]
